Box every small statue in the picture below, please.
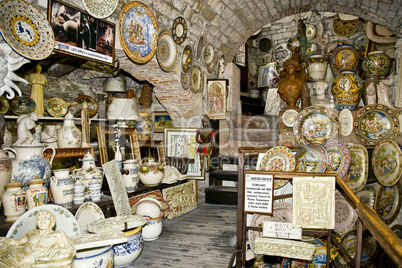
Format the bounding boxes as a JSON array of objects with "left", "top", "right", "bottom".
[
  {"left": 217, "top": 55, "right": 226, "bottom": 78},
  {"left": 310, "top": 81, "right": 331, "bottom": 106},
  {"left": 0, "top": 210, "right": 75, "bottom": 267},
  {"left": 41, "top": 125, "right": 58, "bottom": 148},
  {"left": 377, "top": 81, "right": 396, "bottom": 108},
  {"left": 29, "top": 64, "right": 47, "bottom": 116},
  {"left": 365, "top": 82, "right": 377, "bottom": 105},
  {"left": 196, "top": 116, "right": 215, "bottom": 171},
  {"left": 13, "top": 112, "right": 41, "bottom": 145}
]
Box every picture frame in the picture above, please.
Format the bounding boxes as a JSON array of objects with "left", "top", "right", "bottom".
[
  {"left": 152, "top": 112, "right": 172, "bottom": 133},
  {"left": 43, "top": 147, "right": 94, "bottom": 170},
  {"left": 235, "top": 43, "right": 246, "bottom": 67},
  {"left": 206, "top": 79, "right": 228, "bottom": 120},
  {"left": 163, "top": 128, "right": 203, "bottom": 179},
  {"left": 48, "top": 0, "right": 115, "bottom": 65},
  {"left": 257, "top": 62, "right": 278, "bottom": 88}
]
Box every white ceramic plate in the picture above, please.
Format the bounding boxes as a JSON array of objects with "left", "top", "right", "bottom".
[
  {"left": 7, "top": 204, "right": 80, "bottom": 239},
  {"left": 190, "top": 65, "right": 202, "bottom": 94},
  {"left": 282, "top": 109, "right": 298, "bottom": 127},
  {"left": 202, "top": 43, "right": 214, "bottom": 65},
  {"left": 306, "top": 24, "right": 316, "bottom": 39},
  {"left": 75, "top": 202, "right": 105, "bottom": 234},
  {"left": 355, "top": 185, "right": 376, "bottom": 208},
  {"left": 339, "top": 109, "right": 354, "bottom": 136},
  {"left": 82, "top": 0, "right": 118, "bottom": 19},
  {"left": 157, "top": 30, "right": 177, "bottom": 72},
  {"left": 334, "top": 192, "right": 357, "bottom": 236}
]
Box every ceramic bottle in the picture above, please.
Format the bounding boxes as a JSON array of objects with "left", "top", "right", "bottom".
[
  {"left": 2, "top": 182, "right": 26, "bottom": 222},
  {"left": 73, "top": 177, "right": 85, "bottom": 205},
  {"left": 57, "top": 112, "right": 82, "bottom": 148},
  {"left": 26, "top": 178, "right": 47, "bottom": 210}
]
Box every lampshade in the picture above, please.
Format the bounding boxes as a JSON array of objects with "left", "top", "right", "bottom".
[
  {"left": 107, "top": 98, "right": 141, "bottom": 121},
  {"left": 104, "top": 76, "right": 127, "bottom": 93}
]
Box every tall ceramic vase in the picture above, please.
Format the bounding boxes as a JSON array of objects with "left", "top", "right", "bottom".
[
  {"left": 307, "top": 54, "right": 327, "bottom": 81},
  {"left": 331, "top": 71, "right": 363, "bottom": 111},
  {"left": 329, "top": 44, "right": 359, "bottom": 77}
]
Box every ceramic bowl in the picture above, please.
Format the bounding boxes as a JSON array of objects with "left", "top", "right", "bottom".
[
  {"left": 113, "top": 226, "right": 143, "bottom": 267},
  {"left": 143, "top": 212, "right": 164, "bottom": 241},
  {"left": 74, "top": 245, "right": 114, "bottom": 268},
  {"left": 135, "top": 198, "right": 162, "bottom": 219}
]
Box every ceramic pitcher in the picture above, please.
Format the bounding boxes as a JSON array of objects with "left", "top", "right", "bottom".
[
  {"left": 50, "top": 169, "right": 75, "bottom": 208},
  {"left": 73, "top": 151, "right": 103, "bottom": 199}
]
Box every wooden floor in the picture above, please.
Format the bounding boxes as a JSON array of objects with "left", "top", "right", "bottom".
[{"left": 128, "top": 202, "right": 237, "bottom": 267}]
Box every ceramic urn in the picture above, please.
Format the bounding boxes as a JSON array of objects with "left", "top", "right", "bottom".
[
  {"left": 362, "top": 51, "right": 392, "bottom": 78},
  {"left": 331, "top": 71, "right": 363, "bottom": 111},
  {"left": 329, "top": 44, "right": 359, "bottom": 77}
]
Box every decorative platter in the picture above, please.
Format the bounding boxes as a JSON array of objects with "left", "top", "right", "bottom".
[
  {"left": 157, "top": 30, "right": 177, "bottom": 72},
  {"left": 194, "top": 33, "right": 205, "bottom": 60},
  {"left": 180, "top": 71, "right": 190, "bottom": 90},
  {"left": 82, "top": 0, "right": 118, "bottom": 19},
  {"left": 0, "top": 0, "right": 54, "bottom": 60},
  {"left": 345, "top": 144, "right": 368, "bottom": 192},
  {"left": 258, "top": 38, "right": 271, "bottom": 52},
  {"left": 181, "top": 45, "right": 192, "bottom": 73},
  {"left": 372, "top": 139, "right": 402, "bottom": 186},
  {"left": 324, "top": 140, "right": 350, "bottom": 179},
  {"left": 339, "top": 108, "right": 354, "bottom": 137},
  {"left": 286, "top": 37, "right": 299, "bottom": 51},
  {"left": 375, "top": 183, "right": 402, "bottom": 224},
  {"left": 119, "top": 1, "right": 158, "bottom": 64},
  {"left": 248, "top": 202, "right": 292, "bottom": 252},
  {"left": 353, "top": 104, "right": 399, "bottom": 146},
  {"left": 272, "top": 43, "right": 292, "bottom": 63},
  {"left": 306, "top": 24, "right": 316, "bottom": 39},
  {"left": 294, "top": 143, "right": 328, "bottom": 173},
  {"left": 46, "top": 97, "right": 68, "bottom": 117},
  {"left": 202, "top": 43, "right": 215, "bottom": 65},
  {"left": 258, "top": 146, "right": 296, "bottom": 172},
  {"left": 0, "top": 96, "right": 9, "bottom": 114},
  {"left": 317, "top": 22, "right": 324, "bottom": 36},
  {"left": 75, "top": 95, "right": 98, "bottom": 118},
  {"left": 11, "top": 96, "right": 36, "bottom": 115},
  {"left": 190, "top": 65, "right": 202, "bottom": 94},
  {"left": 333, "top": 17, "right": 359, "bottom": 36},
  {"left": 207, "top": 56, "right": 216, "bottom": 74},
  {"left": 334, "top": 230, "right": 357, "bottom": 268},
  {"left": 355, "top": 185, "right": 376, "bottom": 209},
  {"left": 293, "top": 106, "right": 340, "bottom": 146},
  {"left": 75, "top": 201, "right": 105, "bottom": 234},
  {"left": 6, "top": 204, "right": 80, "bottom": 239},
  {"left": 282, "top": 109, "right": 298, "bottom": 127},
  {"left": 306, "top": 41, "right": 318, "bottom": 57},
  {"left": 334, "top": 192, "right": 358, "bottom": 236},
  {"left": 172, "top": 16, "right": 187, "bottom": 45},
  {"left": 353, "top": 33, "right": 368, "bottom": 52}
]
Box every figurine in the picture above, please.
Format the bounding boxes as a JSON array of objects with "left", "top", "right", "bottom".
[
  {"left": 264, "top": 88, "right": 281, "bottom": 115},
  {"left": 13, "top": 112, "right": 40, "bottom": 145},
  {"left": 196, "top": 116, "right": 215, "bottom": 171},
  {"left": 310, "top": 81, "right": 331, "bottom": 106},
  {"left": 377, "top": 82, "right": 396, "bottom": 108},
  {"left": 41, "top": 125, "right": 58, "bottom": 148},
  {"left": 365, "top": 82, "right": 377, "bottom": 105},
  {"left": 28, "top": 64, "right": 47, "bottom": 116},
  {"left": 217, "top": 56, "right": 226, "bottom": 78}
]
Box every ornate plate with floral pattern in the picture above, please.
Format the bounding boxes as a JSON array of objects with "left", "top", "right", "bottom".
[
  {"left": 75, "top": 95, "right": 98, "bottom": 118},
  {"left": 333, "top": 17, "right": 359, "bottom": 36},
  {"left": 258, "top": 146, "right": 296, "bottom": 172},
  {"left": 180, "top": 71, "right": 190, "bottom": 90},
  {"left": 46, "top": 97, "right": 68, "bottom": 117},
  {"left": 372, "top": 139, "right": 402, "bottom": 186},
  {"left": 272, "top": 43, "right": 291, "bottom": 63},
  {"left": 295, "top": 143, "right": 328, "bottom": 173},
  {"left": 375, "top": 183, "right": 402, "bottom": 224},
  {"left": 202, "top": 43, "right": 214, "bottom": 65},
  {"left": 172, "top": 16, "right": 187, "bottom": 45},
  {"left": 345, "top": 144, "right": 368, "bottom": 192},
  {"left": 119, "top": 1, "right": 158, "bottom": 64},
  {"left": 335, "top": 192, "right": 358, "bottom": 236},
  {"left": 293, "top": 106, "right": 340, "bottom": 146},
  {"left": 157, "top": 30, "right": 177, "bottom": 72},
  {"left": 82, "top": 0, "right": 118, "bottom": 19},
  {"left": 324, "top": 140, "right": 350, "bottom": 179},
  {"left": 181, "top": 45, "right": 192, "bottom": 73},
  {"left": 190, "top": 65, "right": 202, "bottom": 94},
  {"left": 0, "top": 0, "right": 54, "bottom": 60},
  {"left": 286, "top": 37, "right": 299, "bottom": 51},
  {"left": 353, "top": 104, "right": 399, "bottom": 146}
]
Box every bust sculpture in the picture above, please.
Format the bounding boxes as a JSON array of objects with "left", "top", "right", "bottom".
[{"left": 310, "top": 81, "right": 331, "bottom": 106}]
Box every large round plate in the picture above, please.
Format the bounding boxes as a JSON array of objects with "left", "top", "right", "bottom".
[
  {"left": 272, "top": 43, "right": 291, "bottom": 63},
  {"left": 0, "top": 0, "right": 54, "bottom": 60},
  {"left": 258, "top": 146, "right": 296, "bottom": 172},
  {"left": 46, "top": 97, "right": 68, "bottom": 117},
  {"left": 335, "top": 192, "right": 358, "bottom": 236},
  {"left": 202, "top": 43, "right": 214, "bottom": 65},
  {"left": 355, "top": 185, "right": 376, "bottom": 209},
  {"left": 333, "top": 17, "right": 359, "bottom": 36},
  {"left": 295, "top": 143, "right": 328, "bottom": 173},
  {"left": 6, "top": 204, "right": 80, "bottom": 239},
  {"left": 75, "top": 201, "right": 105, "bottom": 234},
  {"left": 190, "top": 65, "right": 202, "bottom": 94},
  {"left": 353, "top": 104, "right": 399, "bottom": 146},
  {"left": 75, "top": 95, "right": 98, "bottom": 118},
  {"left": 345, "top": 144, "right": 369, "bottom": 192},
  {"left": 324, "top": 140, "right": 350, "bottom": 179},
  {"left": 372, "top": 139, "right": 402, "bottom": 186},
  {"left": 11, "top": 96, "right": 36, "bottom": 115},
  {"left": 119, "top": 1, "right": 158, "bottom": 64},
  {"left": 82, "top": 0, "right": 118, "bottom": 19},
  {"left": 181, "top": 45, "right": 192, "bottom": 73},
  {"left": 157, "top": 30, "right": 177, "bottom": 72},
  {"left": 375, "top": 183, "right": 401, "bottom": 224},
  {"left": 0, "top": 96, "right": 9, "bottom": 114},
  {"left": 172, "top": 16, "right": 187, "bottom": 45},
  {"left": 293, "top": 106, "right": 340, "bottom": 146}
]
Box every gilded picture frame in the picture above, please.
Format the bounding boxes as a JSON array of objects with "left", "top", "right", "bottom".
[{"left": 152, "top": 111, "right": 172, "bottom": 133}]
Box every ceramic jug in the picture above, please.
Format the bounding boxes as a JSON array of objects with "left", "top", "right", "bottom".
[
  {"left": 50, "top": 169, "right": 75, "bottom": 208},
  {"left": 2, "top": 182, "right": 26, "bottom": 222},
  {"left": 122, "top": 159, "right": 140, "bottom": 193},
  {"left": 0, "top": 149, "right": 12, "bottom": 199},
  {"left": 57, "top": 112, "right": 82, "bottom": 148},
  {"left": 73, "top": 151, "right": 103, "bottom": 199},
  {"left": 26, "top": 178, "right": 47, "bottom": 210},
  {"left": 5, "top": 145, "right": 55, "bottom": 191}
]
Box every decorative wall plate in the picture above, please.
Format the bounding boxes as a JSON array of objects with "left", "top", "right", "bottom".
[
  {"left": 334, "top": 230, "right": 357, "bottom": 268},
  {"left": 317, "top": 22, "right": 324, "bottom": 36},
  {"left": 272, "top": 43, "right": 291, "bottom": 63},
  {"left": 75, "top": 95, "right": 98, "bottom": 118},
  {"left": 391, "top": 224, "right": 402, "bottom": 238},
  {"left": 282, "top": 109, "right": 298, "bottom": 127},
  {"left": 346, "top": 144, "right": 368, "bottom": 192},
  {"left": 75, "top": 201, "right": 105, "bottom": 234},
  {"left": 355, "top": 185, "right": 376, "bottom": 208},
  {"left": 181, "top": 45, "right": 192, "bottom": 73},
  {"left": 293, "top": 106, "right": 340, "bottom": 146},
  {"left": 207, "top": 56, "right": 216, "bottom": 74},
  {"left": 195, "top": 33, "right": 205, "bottom": 60},
  {"left": 82, "top": 0, "right": 118, "bottom": 19},
  {"left": 339, "top": 108, "right": 354, "bottom": 136},
  {"left": 180, "top": 71, "right": 190, "bottom": 90},
  {"left": 375, "top": 183, "right": 401, "bottom": 224},
  {"left": 295, "top": 143, "right": 328, "bottom": 173},
  {"left": 172, "top": 16, "right": 187, "bottom": 45},
  {"left": 0, "top": 0, "right": 54, "bottom": 60},
  {"left": 46, "top": 97, "right": 68, "bottom": 117},
  {"left": 11, "top": 96, "right": 36, "bottom": 115},
  {"left": 353, "top": 33, "right": 368, "bottom": 51},
  {"left": 372, "top": 139, "right": 402, "bottom": 186},
  {"left": 202, "top": 43, "right": 214, "bottom": 65},
  {"left": 119, "top": 1, "right": 158, "bottom": 64},
  {"left": 306, "top": 24, "right": 316, "bottom": 39},
  {"left": 335, "top": 192, "right": 358, "bottom": 236},
  {"left": 324, "top": 140, "right": 350, "bottom": 179},
  {"left": 286, "top": 37, "right": 299, "bottom": 51},
  {"left": 157, "top": 30, "right": 177, "bottom": 72},
  {"left": 190, "top": 65, "right": 202, "bottom": 94},
  {"left": 255, "top": 152, "right": 290, "bottom": 189},
  {"left": 353, "top": 104, "right": 399, "bottom": 146},
  {"left": 7, "top": 204, "right": 80, "bottom": 239},
  {"left": 306, "top": 41, "right": 317, "bottom": 57},
  {"left": 333, "top": 17, "right": 359, "bottom": 36},
  {"left": 258, "top": 38, "right": 271, "bottom": 52},
  {"left": 258, "top": 146, "right": 296, "bottom": 172},
  {"left": 0, "top": 96, "right": 9, "bottom": 114}
]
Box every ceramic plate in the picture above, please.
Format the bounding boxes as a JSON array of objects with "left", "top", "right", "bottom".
[
  {"left": 119, "top": 1, "right": 158, "bottom": 64},
  {"left": 0, "top": 0, "right": 54, "bottom": 60},
  {"left": 157, "top": 30, "right": 177, "bottom": 72},
  {"left": 0, "top": 96, "right": 9, "bottom": 114},
  {"left": 11, "top": 96, "right": 36, "bottom": 115},
  {"left": 46, "top": 97, "right": 68, "bottom": 117},
  {"left": 353, "top": 33, "right": 368, "bottom": 51},
  {"left": 181, "top": 71, "right": 190, "bottom": 90},
  {"left": 293, "top": 106, "right": 340, "bottom": 146},
  {"left": 335, "top": 192, "right": 358, "bottom": 236},
  {"left": 75, "top": 201, "right": 105, "bottom": 234},
  {"left": 306, "top": 24, "right": 316, "bottom": 39},
  {"left": 258, "top": 146, "right": 296, "bottom": 172},
  {"left": 190, "top": 65, "right": 202, "bottom": 94},
  {"left": 207, "top": 56, "right": 216, "bottom": 74},
  {"left": 82, "top": 0, "right": 118, "bottom": 19},
  {"left": 375, "top": 183, "right": 401, "bottom": 224},
  {"left": 334, "top": 230, "right": 357, "bottom": 268},
  {"left": 286, "top": 37, "right": 299, "bottom": 51},
  {"left": 282, "top": 109, "right": 298, "bottom": 127},
  {"left": 75, "top": 95, "right": 98, "bottom": 118},
  {"left": 295, "top": 143, "right": 328, "bottom": 173},
  {"left": 317, "top": 23, "right": 324, "bottom": 36},
  {"left": 333, "top": 17, "right": 359, "bottom": 36},
  {"left": 248, "top": 202, "right": 292, "bottom": 252},
  {"left": 324, "top": 140, "right": 350, "bottom": 179},
  {"left": 6, "top": 204, "right": 80, "bottom": 239},
  {"left": 353, "top": 104, "right": 399, "bottom": 146},
  {"left": 172, "top": 16, "right": 187, "bottom": 45},
  {"left": 202, "top": 43, "right": 214, "bottom": 65},
  {"left": 372, "top": 139, "right": 402, "bottom": 186},
  {"left": 391, "top": 224, "right": 402, "bottom": 238},
  {"left": 355, "top": 185, "right": 376, "bottom": 208},
  {"left": 345, "top": 144, "right": 369, "bottom": 192},
  {"left": 195, "top": 33, "right": 205, "bottom": 60},
  {"left": 306, "top": 41, "right": 317, "bottom": 57},
  {"left": 272, "top": 43, "right": 291, "bottom": 63},
  {"left": 339, "top": 109, "right": 354, "bottom": 136},
  {"left": 181, "top": 45, "right": 192, "bottom": 73},
  {"left": 259, "top": 38, "right": 271, "bottom": 52}
]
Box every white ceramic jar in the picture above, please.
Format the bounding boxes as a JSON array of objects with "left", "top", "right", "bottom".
[
  {"left": 50, "top": 169, "right": 75, "bottom": 208},
  {"left": 122, "top": 159, "right": 139, "bottom": 193},
  {"left": 73, "top": 151, "right": 103, "bottom": 199},
  {"left": 26, "top": 178, "right": 47, "bottom": 210},
  {"left": 89, "top": 178, "right": 102, "bottom": 201},
  {"left": 57, "top": 112, "right": 82, "bottom": 148},
  {"left": 142, "top": 213, "right": 163, "bottom": 241},
  {"left": 139, "top": 158, "right": 164, "bottom": 187},
  {"left": 73, "top": 177, "right": 85, "bottom": 205},
  {"left": 2, "top": 182, "right": 26, "bottom": 222}
]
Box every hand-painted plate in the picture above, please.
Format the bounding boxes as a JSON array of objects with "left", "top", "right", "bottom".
[
  {"left": 272, "top": 43, "right": 291, "bottom": 63},
  {"left": 295, "top": 143, "right": 328, "bottom": 173},
  {"left": 335, "top": 192, "right": 358, "bottom": 236},
  {"left": 339, "top": 108, "right": 354, "bottom": 137},
  {"left": 0, "top": 0, "right": 54, "bottom": 60},
  {"left": 181, "top": 71, "right": 190, "bottom": 90},
  {"left": 306, "top": 24, "right": 316, "bottom": 39},
  {"left": 333, "top": 17, "right": 359, "bottom": 37},
  {"left": 286, "top": 37, "right": 299, "bottom": 51},
  {"left": 172, "top": 16, "right": 187, "bottom": 45},
  {"left": 353, "top": 104, "right": 399, "bottom": 146},
  {"left": 190, "top": 65, "right": 202, "bottom": 94},
  {"left": 82, "top": 0, "right": 118, "bottom": 19},
  {"left": 75, "top": 201, "right": 105, "bottom": 234},
  {"left": 391, "top": 224, "right": 402, "bottom": 238},
  {"left": 293, "top": 106, "right": 340, "bottom": 146},
  {"left": 282, "top": 109, "right": 298, "bottom": 127},
  {"left": 11, "top": 96, "right": 36, "bottom": 115},
  {"left": 75, "top": 95, "right": 98, "bottom": 118},
  {"left": 345, "top": 144, "right": 368, "bottom": 192},
  {"left": 194, "top": 33, "right": 205, "bottom": 60},
  {"left": 353, "top": 33, "right": 368, "bottom": 52},
  {"left": 119, "top": 1, "right": 158, "bottom": 64},
  {"left": 157, "top": 30, "right": 177, "bottom": 72},
  {"left": 306, "top": 41, "right": 318, "bottom": 57},
  {"left": 324, "top": 140, "right": 350, "bottom": 179},
  {"left": 0, "top": 96, "right": 9, "bottom": 114},
  {"left": 46, "top": 97, "right": 68, "bottom": 117},
  {"left": 375, "top": 183, "right": 402, "bottom": 224},
  {"left": 355, "top": 185, "right": 376, "bottom": 208},
  {"left": 181, "top": 45, "right": 192, "bottom": 73},
  {"left": 202, "top": 43, "right": 215, "bottom": 65},
  {"left": 258, "top": 146, "right": 296, "bottom": 172},
  {"left": 372, "top": 139, "right": 402, "bottom": 186}
]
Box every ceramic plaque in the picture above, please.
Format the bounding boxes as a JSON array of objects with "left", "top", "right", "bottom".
[
  {"left": 82, "top": 0, "right": 118, "bottom": 19},
  {"left": 254, "top": 237, "right": 316, "bottom": 260},
  {"left": 324, "top": 140, "right": 350, "bottom": 179},
  {"left": 157, "top": 30, "right": 177, "bottom": 72},
  {"left": 294, "top": 143, "right": 328, "bottom": 173},
  {"left": 119, "top": 1, "right": 158, "bottom": 64},
  {"left": 375, "top": 183, "right": 401, "bottom": 224},
  {"left": 172, "top": 16, "right": 187, "bottom": 45},
  {"left": 372, "top": 139, "right": 402, "bottom": 186},
  {"left": 346, "top": 144, "right": 369, "bottom": 192},
  {"left": 162, "top": 181, "right": 197, "bottom": 219},
  {"left": 339, "top": 108, "right": 354, "bottom": 136},
  {"left": 335, "top": 192, "right": 358, "bottom": 236}
]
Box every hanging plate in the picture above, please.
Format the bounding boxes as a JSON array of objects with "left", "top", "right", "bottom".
[
  {"left": 372, "top": 139, "right": 402, "bottom": 186},
  {"left": 82, "top": 0, "right": 118, "bottom": 19},
  {"left": 172, "top": 16, "right": 187, "bottom": 45},
  {"left": 181, "top": 45, "right": 192, "bottom": 73},
  {"left": 11, "top": 96, "right": 36, "bottom": 116},
  {"left": 156, "top": 30, "right": 177, "bottom": 72}
]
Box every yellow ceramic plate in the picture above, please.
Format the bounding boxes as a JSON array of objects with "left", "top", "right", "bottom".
[{"left": 46, "top": 97, "right": 68, "bottom": 117}]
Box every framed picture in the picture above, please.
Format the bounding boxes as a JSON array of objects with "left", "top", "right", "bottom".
[
  {"left": 235, "top": 43, "right": 246, "bottom": 67},
  {"left": 163, "top": 128, "right": 203, "bottom": 179},
  {"left": 43, "top": 147, "right": 94, "bottom": 170},
  {"left": 152, "top": 112, "right": 172, "bottom": 133},
  {"left": 257, "top": 62, "right": 278, "bottom": 88},
  {"left": 206, "top": 79, "right": 228, "bottom": 120},
  {"left": 48, "top": 0, "right": 115, "bottom": 65}
]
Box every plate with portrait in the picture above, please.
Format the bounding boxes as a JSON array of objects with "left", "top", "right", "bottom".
[
  {"left": 372, "top": 139, "right": 402, "bottom": 186},
  {"left": 324, "top": 140, "right": 350, "bottom": 179},
  {"left": 157, "top": 30, "right": 177, "bottom": 72},
  {"left": 345, "top": 144, "right": 368, "bottom": 192},
  {"left": 82, "top": 0, "right": 118, "bottom": 19},
  {"left": 46, "top": 97, "right": 68, "bottom": 117},
  {"left": 294, "top": 143, "right": 328, "bottom": 173},
  {"left": 75, "top": 95, "right": 98, "bottom": 118},
  {"left": 11, "top": 96, "right": 36, "bottom": 116},
  {"left": 375, "top": 183, "right": 402, "bottom": 224},
  {"left": 172, "top": 16, "right": 187, "bottom": 45},
  {"left": 335, "top": 192, "right": 358, "bottom": 236},
  {"left": 0, "top": 96, "right": 9, "bottom": 114}
]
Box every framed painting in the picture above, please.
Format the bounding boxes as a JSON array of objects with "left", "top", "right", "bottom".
[
  {"left": 257, "top": 62, "right": 278, "bottom": 88},
  {"left": 163, "top": 128, "right": 203, "bottom": 179},
  {"left": 206, "top": 79, "right": 227, "bottom": 120},
  {"left": 43, "top": 147, "right": 94, "bottom": 170},
  {"left": 152, "top": 111, "right": 172, "bottom": 133},
  {"left": 48, "top": 0, "right": 115, "bottom": 65}
]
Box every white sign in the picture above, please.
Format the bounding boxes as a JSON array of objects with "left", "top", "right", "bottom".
[
  {"left": 244, "top": 173, "right": 274, "bottom": 214},
  {"left": 262, "top": 222, "right": 302, "bottom": 240}
]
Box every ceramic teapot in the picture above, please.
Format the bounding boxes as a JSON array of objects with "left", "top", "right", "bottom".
[{"left": 73, "top": 151, "right": 103, "bottom": 199}]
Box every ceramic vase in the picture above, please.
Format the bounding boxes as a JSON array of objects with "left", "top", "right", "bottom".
[
  {"left": 5, "top": 145, "right": 55, "bottom": 190},
  {"left": 134, "top": 112, "right": 152, "bottom": 141},
  {"left": 307, "top": 54, "right": 327, "bottom": 81},
  {"left": 122, "top": 159, "right": 140, "bottom": 193},
  {"left": 57, "top": 113, "right": 82, "bottom": 148},
  {"left": 139, "top": 158, "right": 164, "bottom": 187},
  {"left": 0, "top": 149, "right": 12, "bottom": 199},
  {"left": 26, "top": 179, "right": 47, "bottom": 210},
  {"left": 50, "top": 169, "right": 75, "bottom": 208},
  {"left": 113, "top": 144, "right": 123, "bottom": 169},
  {"left": 73, "top": 151, "right": 103, "bottom": 199},
  {"left": 2, "top": 182, "right": 26, "bottom": 222},
  {"left": 73, "top": 177, "right": 85, "bottom": 205},
  {"left": 329, "top": 44, "right": 359, "bottom": 77},
  {"left": 89, "top": 177, "right": 102, "bottom": 201},
  {"left": 331, "top": 71, "right": 363, "bottom": 111},
  {"left": 362, "top": 51, "right": 392, "bottom": 78},
  {"left": 113, "top": 227, "right": 143, "bottom": 267}
]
